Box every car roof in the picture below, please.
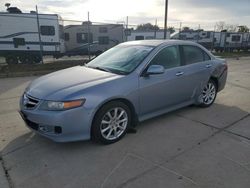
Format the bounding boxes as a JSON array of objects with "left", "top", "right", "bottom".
[{"left": 120, "top": 40, "right": 200, "bottom": 47}]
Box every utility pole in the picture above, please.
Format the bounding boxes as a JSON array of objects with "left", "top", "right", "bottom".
[
  {"left": 179, "top": 22, "right": 182, "bottom": 39},
  {"left": 87, "top": 12, "right": 90, "bottom": 60},
  {"left": 126, "top": 16, "right": 128, "bottom": 41},
  {"left": 163, "top": 0, "right": 168, "bottom": 39},
  {"left": 36, "top": 5, "right": 44, "bottom": 64},
  {"left": 154, "top": 19, "right": 157, "bottom": 39}
]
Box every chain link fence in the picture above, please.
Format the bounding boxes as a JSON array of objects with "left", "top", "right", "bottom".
[{"left": 0, "top": 8, "right": 250, "bottom": 65}]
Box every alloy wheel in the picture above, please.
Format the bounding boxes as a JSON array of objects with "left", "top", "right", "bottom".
[
  {"left": 100, "top": 107, "right": 128, "bottom": 140},
  {"left": 202, "top": 82, "right": 216, "bottom": 105}
]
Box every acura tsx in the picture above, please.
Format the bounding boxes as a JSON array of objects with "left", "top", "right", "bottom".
[{"left": 19, "top": 40, "right": 227, "bottom": 144}]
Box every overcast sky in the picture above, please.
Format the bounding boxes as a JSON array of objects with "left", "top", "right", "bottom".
[{"left": 1, "top": 0, "right": 250, "bottom": 29}]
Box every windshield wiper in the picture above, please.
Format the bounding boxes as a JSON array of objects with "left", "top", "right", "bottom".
[
  {"left": 86, "top": 66, "right": 128, "bottom": 75},
  {"left": 94, "top": 67, "right": 111, "bottom": 73},
  {"left": 86, "top": 66, "right": 111, "bottom": 73}
]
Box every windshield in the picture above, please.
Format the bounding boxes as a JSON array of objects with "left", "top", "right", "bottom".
[{"left": 86, "top": 45, "right": 154, "bottom": 74}]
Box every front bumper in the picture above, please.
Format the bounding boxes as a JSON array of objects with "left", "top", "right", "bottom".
[{"left": 19, "top": 105, "right": 94, "bottom": 142}]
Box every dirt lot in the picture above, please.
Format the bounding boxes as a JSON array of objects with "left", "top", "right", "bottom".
[{"left": 0, "top": 57, "right": 250, "bottom": 188}]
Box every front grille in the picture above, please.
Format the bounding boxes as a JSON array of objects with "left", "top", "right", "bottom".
[{"left": 23, "top": 94, "right": 39, "bottom": 109}]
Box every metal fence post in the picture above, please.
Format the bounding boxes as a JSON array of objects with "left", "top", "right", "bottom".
[
  {"left": 36, "top": 5, "right": 44, "bottom": 64},
  {"left": 126, "top": 16, "right": 128, "bottom": 41},
  {"left": 87, "top": 12, "right": 91, "bottom": 60}
]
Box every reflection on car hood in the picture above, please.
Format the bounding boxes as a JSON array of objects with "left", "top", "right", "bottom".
[{"left": 26, "top": 66, "right": 120, "bottom": 100}]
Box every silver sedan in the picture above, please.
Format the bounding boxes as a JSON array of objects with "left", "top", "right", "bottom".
[{"left": 19, "top": 40, "right": 227, "bottom": 144}]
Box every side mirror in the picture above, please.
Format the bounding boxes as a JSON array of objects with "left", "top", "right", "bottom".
[{"left": 145, "top": 65, "right": 165, "bottom": 76}]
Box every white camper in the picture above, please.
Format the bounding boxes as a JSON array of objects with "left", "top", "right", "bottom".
[
  {"left": 127, "top": 30, "right": 170, "bottom": 41},
  {"left": 213, "top": 32, "right": 250, "bottom": 51},
  {"left": 64, "top": 22, "right": 124, "bottom": 56},
  {"left": 171, "top": 30, "right": 213, "bottom": 49},
  {"left": 0, "top": 7, "right": 65, "bottom": 64}
]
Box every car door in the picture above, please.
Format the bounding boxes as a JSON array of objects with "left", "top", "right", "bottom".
[
  {"left": 139, "top": 45, "right": 195, "bottom": 116},
  {"left": 180, "top": 45, "right": 212, "bottom": 98}
]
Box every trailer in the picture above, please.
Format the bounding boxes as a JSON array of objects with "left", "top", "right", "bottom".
[
  {"left": 127, "top": 29, "right": 170, "bottom": 41},
  {"left": 171, "top": 30, "right": 214, "bottom": 49},
  {"left": 64, "top": 22, "right": 124, "bottom": 56},
  {"left": 171, "top": 30, "right": 250, "bottom": 52},
  {"left": 213, "top": 32, "right": 250, "bottom": 52},
  {"left": 0, "top": 7, "right": 65, "bottom": 64}
]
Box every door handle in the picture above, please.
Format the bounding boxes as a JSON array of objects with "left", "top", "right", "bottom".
[
  {"left": 206, "top": 64, "right": 212, "bottom": 68},
  {"left": 175, "top": 71, "right": 184, "bottom": 76}
]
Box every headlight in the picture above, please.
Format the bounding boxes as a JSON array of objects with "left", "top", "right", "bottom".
[{"left": 39, "top": 99, "right": 85, "bottom": 111}]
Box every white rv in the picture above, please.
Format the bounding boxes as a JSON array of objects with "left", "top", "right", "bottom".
[
  {"left": 64, "top": 23, "right": 124, "bottom": 56},
  {"left": 171, "top": 30, "right": 250, "bottom": 51},
  {"left": 213, "top": 32, "right": 250, "bottom": 51},
  {"left": 127, "top": 30, "right": 170, "bottom": 41},
  {"left": 171, "top": 30, "right": 213, "bottom": 49},
  {"left": 0, "top": 7, "right": 65, "bottom": 64}
]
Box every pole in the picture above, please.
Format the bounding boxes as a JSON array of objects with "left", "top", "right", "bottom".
[
  {"left": 36, "top": 5, "right": 43, "bottom": 64},
  {"left": 163, "top": 0, "right": 168, "bottom": 39},
  {"left": 87, "top": 12, "right": 90, "bottom": 60},
  {"left": 154, "top": 19, "right": 157, "bottom": 39},
  {"left": 211, "top": 25, "right": 216, "bottom": 52},
  {"left": 179, "top": 22, "right": 182, "bottom": 39},
  {"left": 197, "top": 24, "right": 200, "bottom": 43},
  {"left": 126, "top": 16, "right": 128, "bottom": 41}
]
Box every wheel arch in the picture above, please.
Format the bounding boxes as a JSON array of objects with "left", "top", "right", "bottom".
[
  {"left": 90, "top": 98, "right": 138, "bottom": 137},
  {"left": 210, "top": 76, "right": 219, "bottom": 90}
]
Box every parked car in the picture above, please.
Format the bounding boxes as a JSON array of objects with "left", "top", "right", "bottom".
[{"left": 19, "top": 40, "right": 227, "bottom": 144}]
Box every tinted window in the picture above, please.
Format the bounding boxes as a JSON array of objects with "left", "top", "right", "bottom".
[
  {"left": 183, "top": 45, "right": 204, "bottom": 64},
  {"left": 76, "top": 33, "right": 93, "bottom": 43},
  {"left": 40, "top": 26, "right": 55, "bottom": 36},
  {"left": 204, "top": 52, "right": 211, "bottom": 61},
  {"left": 98, "top": 36, "right": 109, "bottom": 45},
  {"left": 150, "top": 46, "right": 181, "bottom": 69}
]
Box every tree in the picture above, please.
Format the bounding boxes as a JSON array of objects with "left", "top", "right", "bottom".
[
  {"left": 215, "top": 21, "right": 238, "bottom": 32},
  {"left": 238, "top": 25, "right": 249, "bottom": 33},
  {"left": 182, "top": 26, "right": 193, "bottom": 32},
  {"left": 136, "top": 23, "right": 159, "bottom": 31},
  {"left": 226, "top": 24, "right": 238, "bottom": 32},
  {"left": 215, "top": 21, "right": 226, "bottom": 31},
  {"left": 168, "top": 26, "right": 175, "bottom": 34}
]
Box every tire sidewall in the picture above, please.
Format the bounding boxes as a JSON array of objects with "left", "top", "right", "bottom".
[
  {"left": 199, "top": 79, "right": 217, "bottom": 107},
  {"left": 92, "top": 101, "right": 131, "bottom": 144}
]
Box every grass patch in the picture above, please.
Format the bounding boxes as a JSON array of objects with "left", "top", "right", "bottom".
[
  {"left": 0, "top": 59, "right": 88, "bottom": 78},
  {"left": 212, "top": 51, "right": 250, "bottom": 58}
]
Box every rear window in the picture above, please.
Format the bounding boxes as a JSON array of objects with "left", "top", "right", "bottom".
[{"left": 182, "top": 45, "right": 210, "bottom": 64}]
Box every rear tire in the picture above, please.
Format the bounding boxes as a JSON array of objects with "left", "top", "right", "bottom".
[
  {"left": 5, "top": 56, "right": 18, "bottom": 64},
  {"left": 91, "top": 101, "right": 131, "bottom": 144},
  {"left": 198, "top": 79, "right": 217, "bottom": 108},
  {"left": 19, "top": 55, "right": 34, "bottom": 64}
]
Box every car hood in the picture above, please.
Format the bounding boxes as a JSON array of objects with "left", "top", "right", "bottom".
[{"left": 26, "top": 66, "right": 121, "bottom": 100}]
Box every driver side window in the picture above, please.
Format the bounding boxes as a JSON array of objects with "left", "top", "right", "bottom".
[{"left": 150, "top": 46, "right": 181, "bottom": 69}]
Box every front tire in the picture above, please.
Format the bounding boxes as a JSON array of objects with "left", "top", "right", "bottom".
[
  {"left": 199, "top": 79, "right": 217, "bottom": 107},
  {"left": 91, "top": 101, "right": 131, "bottom": 144}
]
